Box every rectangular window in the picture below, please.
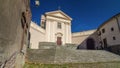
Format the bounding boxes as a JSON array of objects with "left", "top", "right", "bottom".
[
  {"left": 111, "top": 27, "right": 114, "bottom": 31},
  {"left": 98, "top": 31, "right": 101, "bottom": 36},
  {"left": 102, "top": 29, "right": 105, "bottom": 33},
  {"left": 57, "top": 22, "right": 61, "bottom": 29},
  {"left": 113, "top": 36, "right": 116, "bottom": 40}
]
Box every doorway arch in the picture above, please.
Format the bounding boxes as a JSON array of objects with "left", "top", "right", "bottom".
[
  {"left": 86, "top": 38, "right": 95, "bottom": 49},
  {"left": 55, "top": 33, "right": 63, "bottom": 45}
]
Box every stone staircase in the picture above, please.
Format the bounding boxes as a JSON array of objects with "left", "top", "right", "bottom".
[
  {"left": 54, "top": 47, "right": 120, "bottom": 63},
  {"left": 26, "top": 42, "right": 120, "bottom": 67}
]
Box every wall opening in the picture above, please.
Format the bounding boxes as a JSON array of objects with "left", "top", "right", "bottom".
[
  {"left": 57, "top": 37, "right": 62, "bottom": 45},
  {"left": 86, "top": 38, "right": 95, "bottom": 49},
  {"left": 103, "top": 38, "right": 107, "bottom": 48},
  {"left": 55, "top": 33, "right": 63, "bottom": 45}
]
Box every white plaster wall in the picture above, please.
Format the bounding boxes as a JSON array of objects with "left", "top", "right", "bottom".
[
  {"left": 64, "top": 23, "right": 66, "bottom": 44},
  {"left": 72, "top": 35, "right": 89, "bottom": 45},
  {"left": 72, "top": 30, "right": 96, "bottom": 44},
  {"left": 46, "top": 16, "right": 71, "bottom": 23},
  {"left": 65, "top": 24, "right": 68, "bottom": 44},
  {"left": 72, "top": 30, "right": 99, "bottom": 49},
  {"left": 99, "top": 18, "right": 120, "bottom": 47},
  {"left": 30, "top": 10, "right": 72, "bottom": 46},
  {"left": 86, "top": 32, "right": 99, "bottom": 49},
  {"left": 30, "top": 22, "right": 45, "bottom": 49},
  {"left": 64, "top": 23, "right": 72, "bottom": 44},
  {"left": 45, "top": 16, "right": 72, "bottom": 45},
  {"left": 45, "top": 20, "right": 51, "bottom": 42},
  {"left": 68, "top": 24, "right": 72, "bottom": 43}
]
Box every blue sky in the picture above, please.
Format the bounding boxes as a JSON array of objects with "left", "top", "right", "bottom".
[{"left": 30, "top": 0, "right": 120, "bottom": 32}]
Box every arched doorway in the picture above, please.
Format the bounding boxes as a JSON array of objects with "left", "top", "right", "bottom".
[
  {"left": 55, "top": 33, "right": 63, "bottom": 45},
  {"left": 86, "top": 38, "right": 95, "bottom": 49}
]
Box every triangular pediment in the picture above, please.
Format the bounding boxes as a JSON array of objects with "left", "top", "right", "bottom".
[
  {"left": 52, "top": 13, "right": 66, "bottom": 18},
  {"left": 45, "top": 10, "right": 72, "bottom": 20}
]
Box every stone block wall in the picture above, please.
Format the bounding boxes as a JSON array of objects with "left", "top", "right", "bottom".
[
  {"left": 106, "top": 45, "right": 120, "bottom": 55},
  {"left": 26, "top": 47, "right": 56, "bottom": 64},
  {"left": 77, "top": 31, "right": 99, "bottom": 49}
]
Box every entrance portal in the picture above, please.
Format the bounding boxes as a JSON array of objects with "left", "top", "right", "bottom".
[
  {"left": 57, "top": 37, "right": 62, "bottom": 45},
  {"left": 86, "top": 38, "right": 95, "bottom": 49},
  {"left": 55, "top": 33, "right": 63, "bottom": 45}
]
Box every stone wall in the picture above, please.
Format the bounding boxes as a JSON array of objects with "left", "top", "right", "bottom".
[
  {"left": 0, "top": 0, "right": 31, "bottom": 68},
  {"left": 97, "top": 14, "right": 120, "bottom": 48},
  {"left": 72, "top": 30, "right": 99, "bottom": 49},
  {"left": 106, "top": 45, "right": 120, "bottom": 55},
  {"left": 72, "top": 30, "right": 96, "bottom": 45},
  {"left": 80, "top": 31, "right": 99, "bottom": 49}
]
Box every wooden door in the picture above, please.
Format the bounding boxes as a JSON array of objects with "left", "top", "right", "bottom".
[{"left": 57, "top": 37, "right": 62, "bottom": 45}]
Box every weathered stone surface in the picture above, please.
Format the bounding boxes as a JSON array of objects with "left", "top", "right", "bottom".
[
  {"left": 54, "top": 48, "right": 120, "bottom": 64},
  {"left": 39, "top": 42, "right": 56, "bottom": 49},
  {"left": 0, "top": 0, "right": 31, "bottom": 68},
  {"left": 106, "top": 45, "right": 120, "bottom": 55},
  {"left": 65, "top": 44, "right": 78, "bottom": 50},
  {"left": 26, "top": 49, "right": 56, "bottom": 64}
]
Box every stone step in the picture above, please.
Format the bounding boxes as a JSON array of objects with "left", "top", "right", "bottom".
[
  {"left": 26, "top": 49, "right": 56, "bottom": 64},
  {"left": 27, "top": 46, "right": 120, "bottom": 64},
  {"left": 54, "top": 48, "right": 120, "bottom": 64},
  {"left": 39, "top": 42, "right": 78, "bottom": 50},
  {"left": 27, "top": 42, "right": 120, "bottom": 68},
  {"left": 39, "top": 42, "right": 56, "bottom": 49}
]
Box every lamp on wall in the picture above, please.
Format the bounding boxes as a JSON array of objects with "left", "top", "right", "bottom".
[{"left": 35, "top": 0, "right": 40, "bottom": 6}]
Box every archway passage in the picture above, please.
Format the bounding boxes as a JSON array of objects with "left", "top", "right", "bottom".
[
  {"left": 57, "top": 37, "right": 62, "bottom": 45},
  {"left": 86, "top": 38, "right": 95, "bottom": 49}
]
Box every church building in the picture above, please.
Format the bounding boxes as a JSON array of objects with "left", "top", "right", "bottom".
[{"left": 30, "top": 10, "right": 72, "bottom": 49}]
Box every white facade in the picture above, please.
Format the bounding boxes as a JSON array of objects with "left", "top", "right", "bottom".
[
  {"left": 30, "top": 10, "right": 72, "bottom": 49},
  {"left": 44, "top": 10, "right": 72, "bottom": 45},
  {"left": 30, "top": 22, "right": 45, "bottom": 49}
]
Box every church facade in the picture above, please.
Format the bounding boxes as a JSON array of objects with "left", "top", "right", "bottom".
[
  {"left": 30, "top": 10, "right": 72, "bottom": 49},
  {"left": 41, "top": 10, "right": 72, "bottom": 45}
]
